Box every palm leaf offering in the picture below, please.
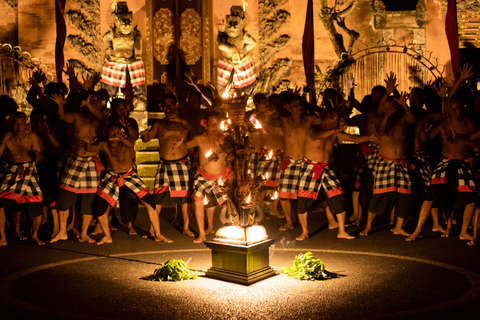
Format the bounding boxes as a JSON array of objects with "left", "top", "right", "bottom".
[
  {"left": 281, "top": 252, "right": 331, "bottom": 281},
  {"left": 149, "top": 259, "right": 197, "bottom": 282}
]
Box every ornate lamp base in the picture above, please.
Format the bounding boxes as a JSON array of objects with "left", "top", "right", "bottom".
[{"left": 204, "top": 239, "right": 276, "bottom": 285}]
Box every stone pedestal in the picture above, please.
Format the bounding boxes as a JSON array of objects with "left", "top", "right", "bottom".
[{"left": 204, "top": 239, "right": 276, "bottom": 285}]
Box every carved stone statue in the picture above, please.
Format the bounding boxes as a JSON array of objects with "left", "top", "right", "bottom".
[
  {"left": 217, "top": 6, "right": 257, "bottom": 92},
  {"left": 101, "top": 1, "right": 145, "bottom": 96}
]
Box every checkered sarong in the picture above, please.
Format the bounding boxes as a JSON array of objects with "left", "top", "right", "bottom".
[
  {"left": 96, "top": 168, "right": 150, "bottom": 207},
  {"left": 262, "top": 151, "right": 284, "bottom": 188},
  {"left": 154, "top": 157, "right": 190, "bottom": 197},
  {"left": 353, "top": 143, "right": 378, "bottom": 190},
  {"left": 0, "top": 162, "right": 42, "bottom": 203},
  {"left": 193, "top": 166, "right": 230, "bottom": 205},
  {"left": 297, "top": 158, "right": 343, "bottom": 200},
  {"left": 100, "top": 59, "right": 146, "bottom": 88},
  {"left": 217, "top": 57, "right": 256, "bottom": 88},
  {"left": 429, "top": 158, "right": 476, "bottom": 192},
  {"left": 413, "top": 152, "right": 432, "bottom": 194},
  {"left": 278, "top": 156, "right": 303, "bottom": 199},
  {"left": 248, "top": 149, "right": 267, "bottom": 181},
  {"left": 59, "top": 154, "right": 103, "bottom": 193},
  {"left": 372, "top": 155, "right": 413, "bottom": 194}
]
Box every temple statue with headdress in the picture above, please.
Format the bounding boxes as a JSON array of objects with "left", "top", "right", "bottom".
[
  {"left": 217, "top": 6, "right": 257, "bottom": 93},
  {"left": 101, "top": 1, "right": 145, "bottom": 96}
]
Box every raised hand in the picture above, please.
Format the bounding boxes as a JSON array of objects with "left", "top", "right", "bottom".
[
  {"left": 164, "top": 81, "right": 176, "bottom": 94},
  {"left": 459, "top": 62, "right": 474, "bottom": 81},
  {"left": 434, "top": 79, "right": 448, "bottom": 99},
  {"left": 80, "top": 134, "right": 96, "bottom": 144},
  {"left": 63, "top": 61, "right": 78, "bottom": 81},
  {"left": 51, "top": 93, "right": 66, "bottom": 106},
  {"left": 32, "top": 70, "right": 46, "bottom": 84},
  {"left": 394, "top": 91, "right": 408, "bottom": 107},
  {"left": 347, "top": 73, "right": 356, "bottom": 89},
  {"left": 384, "top": 71, "right": 398, "bottom": 94}
]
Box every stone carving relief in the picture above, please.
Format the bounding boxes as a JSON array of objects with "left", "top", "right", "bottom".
[
  {"left": 153, "top": 8, "right": 175, "bottom": 65},
  {"left": 179, "top": 8, "right": 202, "bottom": 65},
  {"left": 5, "top": 0, "right": 17, "bottom": 8},
  {"left": 415, "top": 0, "right": 427, "bottom": 28},
  {"left": 373, "top": 0, "right": 387, "bottom": 29}
]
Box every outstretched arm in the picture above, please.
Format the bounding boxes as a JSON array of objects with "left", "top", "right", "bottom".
[
  {"left": 140, "top": 121, "right": 159, "bottom": 142},
  {"left": 337, "top": 132, "right": 380, "bottom": 144}
]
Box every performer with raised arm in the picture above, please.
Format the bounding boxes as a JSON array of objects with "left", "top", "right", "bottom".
[
  {"left": 296, "top": 108, "right": 379, "bottom": 240},
  {"left": 81, "top": 123, "right": 172, "bottom": 244}
]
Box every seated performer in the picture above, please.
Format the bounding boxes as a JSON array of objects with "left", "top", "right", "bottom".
[
  {"left": 360, "top": 86, "right": 417, "bottom": 236},
  {"left": 176, "top": 113, "right": 229, "bottom": 243},
  {"left": 296, "top": 109, "right": 379, "bottom": 240},
  {"left": 82, "top": 123, "right": 172, "bottom": 244},
  {"left": 407, "top": 96, "right": 477, "bottom": 241},
  {"left": 0, "top": 112, "right": 43, "bottom": 246},
  {"left": 140, "top": 94, "right": 195, "bottom": 238}
]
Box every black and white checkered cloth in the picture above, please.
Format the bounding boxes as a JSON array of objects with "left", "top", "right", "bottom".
[
  {"left": 193, "top": 166, "right": 229, "bottom": 205},
  {"left": 59, "top": 154, "right": 103, "bottom": 193},
  {"left": 0, "top": 161, "right": 42, "bottom": 203},
  {"left": 262, "top": 152, "right": 284, "bottom": 186},
  {"left": 429, "top": 158, "right": 477, "bottom": 192},
  {"left": 278, "top": 156, "right": 303, "bottom": 199},
  {"left": 96, "top": 168, "right": 150, "bottom": 207},
  {"left": 413, "top": 152, "right": 432, "bottom": 194},
  {"left": 154, "top": 157, "right": 191, "bottom": 197},
  {"left": 372, "top": 156, "right": 412, "bottom": 194},
  {"left": 297, "top": 158, "right": 344, "bottom": 200}
]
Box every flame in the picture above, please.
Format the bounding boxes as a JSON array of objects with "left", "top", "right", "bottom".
[
  {"left": 265, "top": 172, "right": 269, "bottom": 180},
  {"left": 220, "top": 121, "right": 225, "bottom": 131},
  {"left": 253, "top": 119, "right": 262, "bottom": 129},
  {"left": 204, "top": 196, "right": 208, "bottom": 205},
  {"left": 245, "top": 194, "right": 251, "bottom": 204},
  {"left": 205, "top": 149, "right": 213, "bottom": 158},
  {"left": 227, "top": 118, "right": 231, "bottom": 125},
  {"left": 266, "top": 150, "right": 273, "bottom": 160},
  {"left": 222, "top": 90, "right": 230, "bottom": 99},
  {"left": 218, "top": 177, "right": 223, "bottom": 186},
  {"left": 273, "top": 191, "right": 278, "bottom": 200}
]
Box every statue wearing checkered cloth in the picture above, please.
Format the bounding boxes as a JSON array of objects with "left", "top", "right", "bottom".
[{"left": 101, "top": 1, "right": 145, "bottom": 96}]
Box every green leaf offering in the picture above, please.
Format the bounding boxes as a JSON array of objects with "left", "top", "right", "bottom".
[
  {"left": 281, "top": 252, "right": 331, "bottom": 281},
  {"left": 149, "top": 259, "right": 197, "bottom": 282}
]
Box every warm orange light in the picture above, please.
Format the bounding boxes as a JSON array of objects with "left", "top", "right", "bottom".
[
  {"left": 227, "top": 118, "right": 231, "bottom": 125},
  {"left": 218, "top": 177, "right": 223, "bottom": 186},
  {"left": 273, "top": 191, "right": 278, "bottom": 200},
  {"left": 265, "top": 172, "right": 269, "bottom": 180},
  {"left": 204, "top": 196, "right": 208, "bottom": 205},
  {"left": 245, "top": 193, "right": 251, "bottom": 204},
  {"left": 222, "top": 90, "right": 230, "bottom": 99},
  {"left": 205, "top": 149, "right": 213, "bottom": 158},
  {"left": 253, "top": 119, "right": 262, "bottom": 129},
  {"left": 220, "top": 121, "right": 225, "bottom": 131},
  {"left": 268, "top": 150, "right": 273, "bottom": 159}
]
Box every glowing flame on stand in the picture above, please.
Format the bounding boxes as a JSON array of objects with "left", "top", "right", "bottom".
[
  {"left": 218, "top": 177, "right": 223, "bottom": 186},
  {"left": 204, "top": 196, "right": 208, "bottom": 205},
  {"left": 273, "top": 191, "right": 278, "bottom": 200},
  {"left": 253, "top": 119, "right": 262, "bottom": 129},
  {"left": 222, "top": 90, "right": 230, "bottom": 99},
  {"left": 265, "top": 173, "right": 269, "bottom": 180},
  {"left": 245, "top": 193, "right": 251, "bottom": 205},
  {"left": 220, "top": 121, "right": 225, "bottom": 131},
  {"left": 205, "top": 149, "right": 213, "bottom": 158},
  {"left": 266, "top": 150, "right": 273, "bottom": 160}
]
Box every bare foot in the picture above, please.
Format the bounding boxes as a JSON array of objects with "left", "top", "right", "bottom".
[
  {"left": 406, "top": 230, "right": 421, "bottom": 241},
  {"left": 96, "top": 236, "right": 113, "bottom": 245},
  {"left": 51, "top": 228, "right": 59, "bottom": 238},
  {"left": 441, "top": 231, "right": 450, "bottom": 238},
  {"left": 154, "top": 235, "right": 173, "bottom": 243},
  {"left": 390, "top": 227, "right": 410, "bottom": 236},
  {"left": 432, "top": 224, "right": 445, "bottom": 233},
  {"left": 459, "top": 232, "right": 473, "bottom": 241},
  {"left": 279, "top": 224, "right": 294, "bottom": 231},
  {"left": 109, "top": 224, "right": 117, "bottom": 231},
  {"left": 205, "top": 228, "right": 215, "bottom": 235},
  {"left": 183, "top": 229, "right": 194, "bottom": 237},
  {"left": 193, "top": 236, "right": 206, "bottom": 243},
  {"left": 90, "top": 224, "right": 103, "bottom": 236},
  {"left": 32, "top": 237, "right": 45, "bottom": 245},
  {"left": 50, "top": 232, "right": 68, "bottom": 243},
  {"left": 337, "top": 231, "right": 355, "bottom": 240},
  {"left": 71, "top": 228, "right": 80, "bottom": 239},
  {"left": 128, "top": 226, "right": 137, "bottom": 236},
  {"left": 359, "top": 227, "right": 371, "bottom": 236},
  {"left": 15, "top": 232, "right": 27, "bottom": 241},
  {"left": 467, "top": 240, "right": 476, "bottom": 246},
  {"left": 272, "top": 210, "right": 285, "bottom": 219},
  {"left": 0, "top": 238, "right": 7, "bottom": 246},
  {"left": 328, "top": 222, "right": 339, "bottom": 229},
  {"left": 78, "top": 235, "right": 96, "bottom": 244},
  {"left": 295, "top": 233, "right": 309, "bottom": 241}
]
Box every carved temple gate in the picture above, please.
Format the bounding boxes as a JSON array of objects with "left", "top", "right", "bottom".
[{"left": 145, "top": 0, "right": 211, "bottom": 111}]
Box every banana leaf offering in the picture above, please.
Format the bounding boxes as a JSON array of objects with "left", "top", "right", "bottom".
[
  {"left": 281, "top": 252, "right": 331, "bottom": 281},
  {"left": 149, "top": 259, "right": 197, "bottom": 281}
]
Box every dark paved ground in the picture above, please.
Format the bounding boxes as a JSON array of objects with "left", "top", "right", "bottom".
[{"left": 1, "top": 205, "right": 479, "bottom": 320}]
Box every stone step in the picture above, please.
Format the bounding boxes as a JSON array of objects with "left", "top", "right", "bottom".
[
  {"left": 135, "top": 139, "right": 159, "bottom": 152},
  {"left": 137, "top": 163, "right": 158, "bottom": 177},
  {"left": 136, "top": 151, "right": 159, "bottom": 164}
]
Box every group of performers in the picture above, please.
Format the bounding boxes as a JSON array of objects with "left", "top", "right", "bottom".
[{"left": 1, "top": 63, "right": 480, "bottom": 247}]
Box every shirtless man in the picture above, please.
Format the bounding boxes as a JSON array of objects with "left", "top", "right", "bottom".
[
  {"left": 407, "top": 96, "right": 477, "bottom": 241},
  {"left": 140, "top": 94, "right": 195, "bottom": 237},
  {"left": 0, "top": 112, "right": 43, "bottom": 246},
  {"left": 266, "top": 95, "right": 321, "bottom": 231},
  {"left": 360, "top": 89, "right": 417, "bottom": 236},
  {"left": 178, "top": 113, "right": 229, "bottom": 243},
  {"left": 50, "top": 92, "right": 108, "bottom": 244},
  {"left": 82, "top": 123, "right": 172, "bottom": 244},
  {"left": 296, "top": 109, "right": 379, "bottom": 241}
]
